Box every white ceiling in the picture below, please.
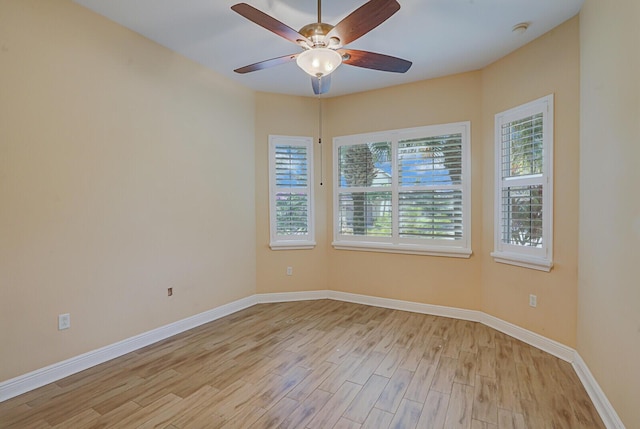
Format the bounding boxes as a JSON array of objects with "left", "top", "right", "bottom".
[{"left": 72, "top": 0, "right": 583, "bottom": 97}]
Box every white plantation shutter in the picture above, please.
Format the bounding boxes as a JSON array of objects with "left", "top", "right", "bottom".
[
  {"left": 337, "top": 141, "right": 393, "bottom": 237},
  {"left": 333, "top": 123, "right": 471, "bottom": 257},
  {"left": 492, "top": 95, "right": 553, "bottom": 271},
  {"left": 269, "top": 136, "right": 315, "bottom": 250},
  {"left": 398, "top": 135, "right": 464, "bottom": 240}
]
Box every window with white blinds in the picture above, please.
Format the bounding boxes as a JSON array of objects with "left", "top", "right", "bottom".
[
  {"left": 492, "top": 95, "right": 553, "bottom": 271},
  {"left": 333, "top": 122, "right": 471, "bottom": 257},
  {"left": 268, "top": 135, "right": 315, "bottom": 250}
]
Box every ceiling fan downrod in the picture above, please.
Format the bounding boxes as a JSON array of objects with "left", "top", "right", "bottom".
[{"left": 299, "top": 0, "right": 334, "bottom": 48}]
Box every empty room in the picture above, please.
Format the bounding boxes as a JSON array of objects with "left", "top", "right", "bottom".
[{"left": 0, "top": 0, "right": 638, "bottom": 428}]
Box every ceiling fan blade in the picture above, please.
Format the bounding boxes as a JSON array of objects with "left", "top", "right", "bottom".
[
  {"left": 327, "top": 0, "right": 400, "bottom": 46},
  {"left": 340, "top": 49, "right": 412, "bottom": 73},
  {"left": 231, "top": 3, "right": 310, "bottom": 45},
  {"left": 311, "top": 75, "right": 332, "bottom": 95},
  {"left": 234, "top": 53, "right": 298, "bottom": 74}
]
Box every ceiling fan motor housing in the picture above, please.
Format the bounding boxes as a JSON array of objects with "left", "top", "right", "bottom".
[{"left": 299, "top": 22, "right": 336, "bottom": 47}]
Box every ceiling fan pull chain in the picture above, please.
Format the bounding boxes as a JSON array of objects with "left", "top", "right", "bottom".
[{"left": 318, "top": 95, "right": 323, "bottom": 186}]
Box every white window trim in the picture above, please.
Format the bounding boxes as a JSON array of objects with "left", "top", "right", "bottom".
[
  {"left": 491, "top": 95, "right": 554, "bottom": 271},
  {"left": 332, "top": 122, "right": 472, "bottom": 258},
  {"left": 268, "top": 135, "right": 316, "bottom": 250}
]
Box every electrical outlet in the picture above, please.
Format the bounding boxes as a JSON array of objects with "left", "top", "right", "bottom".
[
  {"left": 529, "top": 294, "right": 537, "bottom": 308},
  {"left": 168, "top": 287, "right": 173, "bottom": 296},
  {"left": 286, "top": 267, "right": 293, "bottom": 276},
  {"left": 58, "top": 313, "right": 71, "bottom": 330}
]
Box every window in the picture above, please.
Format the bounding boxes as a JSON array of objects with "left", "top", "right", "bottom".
[
  {"left": 333, "top": 122, "right": 471, "bottom": 257},
  {"left": 492, "top": 95, "right": 553, "bottom": 271},
  {"left": 268, "top": 135, "right": 315, "bottom": 250}
]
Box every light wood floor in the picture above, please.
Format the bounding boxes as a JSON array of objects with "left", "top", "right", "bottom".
[{"left": 1, "top": 300, "right": 605, "bottom": 429}]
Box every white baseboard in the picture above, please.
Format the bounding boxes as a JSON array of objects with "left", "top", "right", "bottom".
[
  {"left": 0, "top": 295, "right": 257, "bottom": 402},
  {"left": 480, "top": 313, "right": 574, "bottom": 362},
  {"left": 255, "top": 290, "right": 330, "bottom": 303},
  {"left": 327, "top": 291, "right": 483, "bottom": 323},
  {"left": 0, "top": 290, "right": 625, "bottom": 428},
  {"left": 572, "top": 353, "right": 626, "bottom": 429}
]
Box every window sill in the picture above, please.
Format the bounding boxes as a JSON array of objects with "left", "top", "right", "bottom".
[
  {"left": 491, "top": 251, "right": 553, "bottom": 272},
  {"left": 270, "top": 241, "right": 316, "bottom": 250},
  {"left": 332, "top": 241, "right": 472, "bottom": 258}
]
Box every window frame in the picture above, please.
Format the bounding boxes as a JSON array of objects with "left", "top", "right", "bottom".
[
  {"left": 491, "top": 94, "right": 554, "bottom": 271},
  {"left": 332, "top": 122, "right": 472, "bottom": 258},
  {"left": 268, "top": 135, "right": 316, "bottom": 250}
]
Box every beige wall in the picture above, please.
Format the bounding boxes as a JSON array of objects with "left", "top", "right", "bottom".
[
  {"left": 324, "top": 73, "right": 484, "bottom": 309},
  {"left": 480, "top": 17, "right": 581, "bottom": 346},
  {"left": 0, "top": 0, "right": 256, "bottom": 381},
  {"left": 579, "top": 0, "right": 640, "bottom": 427},
  {"left": 255, "top": 93, "right": 329, "bottom": 293},
  {"left": 254, "top": 19, "right": 581, "bottom": 345},
  {"left": 254, "top": 73, "right": 485, "bottom": 308}
]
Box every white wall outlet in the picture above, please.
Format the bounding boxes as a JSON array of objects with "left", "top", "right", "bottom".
[
  {"left": 286, "top": 266, "right": 293, "bottom": 276},
  {"left": 58, "top": 313, "right": 71, "bottom": 330},
  {"left": 529, "top": 294, "right": 537, "bottom": 308}
]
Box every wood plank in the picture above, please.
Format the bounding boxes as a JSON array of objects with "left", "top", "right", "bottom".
[
  {"left": 388, "top": 398, "right": 423, "bottom": 429},
  {"left": 416, "top": 390, "right": 449, "bottom": 429},
  {"left": 334, "top": 417, "right": 363, "bottom": 429},
  {"left": 286, "top": 361, "right": 337, "bottom": 402},
  {"left": 475, "top": 324, "right": 495, "bottom": 349},
  {"left": 51, "top": 409, "right": 99, "bottom": 428},
  {"left": 343, "top": 374, "right": 390, "bottom": 423},
  {"left": 250, "top": 365, "right": 310, "bottom": 409},
  {"left": 443, "top": 383, "right": 474, "bottom": 429},
  {"left": 459, "top": 321, "right": 479, "bottom": 354},
  {"left": 374, "top": 368, "right": 413, "bottom": 413},
  {"left": 250, "top": 397, "right": 299, "bottom": 429},
  {"left": 430, "top": 356, "right": 457, "bottom": 394},
  {"left": 476, "top": 346, "right": 496, "bottom": 379},
  {"left": 422, "top": 335, "right": 444, "bottom": 365},
  {"left": 278, "top": 389, "right": 331, "bottom": 429},
  {"left": 307, "top": 381, "right": 361, "bottom": 429},
  {"left": 318, "top": 356, "right": 364, "bottom": 394},
  {"left": 4, "top": 383, "right": 62, "bottom": 410},
  {"left": 454, "top": 351, "right": 477, "bottom": 386},
  {"left": 102, "top": 396, "right": 174, "bottom": 429},
  {"left": 361, "top": 408, "right": 394, "bottom": 429},
  {"left": 166, "top": 384, "right": 226, "bottom": 427},
  {"left": 375, "top": 346, "right": 409, "bottom": 378},
  {"left": 218, "top": 406, "right": 266, "bottom": 429},
  {"left": 399, "top": 344, "right": 424, "bottom": 372},
  {"left": 471, "top": 419, "right": 497, "bottom": 429},
  {"left": 472, "top": 375, "right": 498, "bottom": 425},
  {"left": 137, "top": 388, "right": 217, "bottom": 429},
  {"left": 497, "top": 409, "right": 526, "bottom": 429},
  {"left": 494, "top": 341, "right": 521, "bottom": 413},
  {"left": 404, "top": 358, "right": 437, "bottom": 403},
  {"left": 348, "top": 350, "right": 387, "bottom": 385}
]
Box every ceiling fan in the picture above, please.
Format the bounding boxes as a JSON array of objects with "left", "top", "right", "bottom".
[{"left": 231, "top": 0, "right": 412, "bottom": 95}]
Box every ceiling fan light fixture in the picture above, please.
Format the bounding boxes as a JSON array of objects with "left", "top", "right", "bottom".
[{"left": 296, "top": 48, "right": 343, "bottom": 77}]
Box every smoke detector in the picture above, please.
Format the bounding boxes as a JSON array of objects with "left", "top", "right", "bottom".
[{"left": 512, "top": 22, "right": 530, "bottom": 34}]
